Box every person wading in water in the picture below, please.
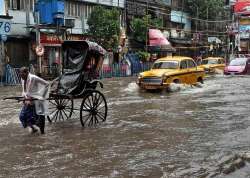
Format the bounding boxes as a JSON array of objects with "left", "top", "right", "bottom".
[{"left": 19, "top": 67, "right": 50, "bottom": 134}]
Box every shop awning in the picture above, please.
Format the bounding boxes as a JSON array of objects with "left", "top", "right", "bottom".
[
  {"left": 148, "top": 29, "right": 176, "bottom": 52},
  {"left": 234, "top": 1, "right": 250, "bottom": 13}
]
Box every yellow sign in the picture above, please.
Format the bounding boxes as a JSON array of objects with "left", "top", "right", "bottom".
[{"left": 239, "top": 19, "right": 250, "bottom": 25}]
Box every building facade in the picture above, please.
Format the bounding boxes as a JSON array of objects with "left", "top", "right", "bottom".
[
  {"left": 125, "top": 0, "right": 192, "bottom": 56},
  {"left": 4, "top": 0, "right": 125, "bottom": 75}
]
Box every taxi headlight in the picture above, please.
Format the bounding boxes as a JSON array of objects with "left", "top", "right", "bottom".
[
  {"left": 204, "top": 67, "right": 210, "bottom": 71},
  {"left": 162, "top": 75, "right": 169, "bottom": 80},
  {"left": 138, "top": 74, "right": 143, "bottom": 79}
]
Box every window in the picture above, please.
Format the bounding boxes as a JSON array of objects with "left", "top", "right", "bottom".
[
  {"left": 201, "top": 60, "right": 208, "bottom": 65},
  {"left": 152, "top": 61, "right": 179, "bottom": 69},
  {"left": 180, "top": 60, "right": 187, "bottom": 69},
  {"left": 229, "top": 58, "right": 247, "bottom": 66},
  {"left": 187, "top": 60, "right": 196, "bottom": 68},
  {"left": 7, "top": 0, "right": 35, "bottom": 11}
]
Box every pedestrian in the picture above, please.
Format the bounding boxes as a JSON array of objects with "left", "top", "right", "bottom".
[{"left": 19, "top": 67, "right": 50, "bottom": 134}]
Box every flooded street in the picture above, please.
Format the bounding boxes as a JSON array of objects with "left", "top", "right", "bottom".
[{"left": 1, "top": 75, "right": 250, "bottom": 178}]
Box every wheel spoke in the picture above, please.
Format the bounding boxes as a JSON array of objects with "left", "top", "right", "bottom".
[
  {"left": 62, "top": 109, "right": 70, "bottom": 120},
  {"left": 50, "top": 108, "right": 58, "bottom": 115},
  {"left": 54, "top": 110, "right": 59, "bottom": 122},
  {"left": 65, "top": 110, "right": 71, "bottom": 119},
  {"left": 82, "top": 112, "right": 91, "bottom": 117},
  {"left": 87, "top": 96, "right": 93, "bottom": 108},
  {"left": 91, "top": 93, "right": 95, "bottom": 106},
  {"left": 83, "top": 101, "right": 92, "bottom": 110},
  {"left": 50, "top": 110, "right": 57, "bottom": 121},
  {"left": 81, "top": 108, "right": 91, "bottom": 112},
  {"left": 94, "top": 115, "right": 99, "bottom": 125},
  {"left": 62, "top": 98, "right": 70, "bottom": 106},
  {"left": 96, "top": 105, "right": 105, "bottom": 111},
  {"left": 95, "top": 97, "right": 104, "bottom": 109},
  {"left": 54, "top": 99, "right": 60, "bottom": 105},
  {"left": 88, "top": 115, "right": 94, "bottom": 127},
  {"left": 58, "top": 110, "right": 62, "bottom": 121},
  {"left": 96, "top": 112, "right": 106, "bottom": 121},
  {"left": 94, "top": 93, "right": 101, "bottom": 107},
  {"left": 49, "top": 106, "right": 57, "bottom": 110},
  {"left": 84, "top": 114, "right": 92, "bottom": 125},
  {"left": 95, "top": 114, "right": 103, "bottom": 123},
  {"left": 84, "top": 97, "right": 91, "bottom": 108},
  {"left": 49, "top": 100, "right": 57, "bottom": 106}
]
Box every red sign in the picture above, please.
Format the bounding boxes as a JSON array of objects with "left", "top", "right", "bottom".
[
  {"left": 234, "top": 1, "right": 250, "bottom": 13},
  {"left": 40, "top": 33, "right": 62, "bottom": 45}
]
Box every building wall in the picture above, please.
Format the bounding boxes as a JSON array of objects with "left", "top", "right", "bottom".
[
  {"left": 76, "top": 0, "right": 125, "bottom": 8},
  {"left": 8, "top": 10, "right": 34, "bottom": 37},
  {"left": 170, "top": 10, "right": 191, "bottom": 30},
  {"left": 4, "top": 0, "right": 125, "bottom": 71}
]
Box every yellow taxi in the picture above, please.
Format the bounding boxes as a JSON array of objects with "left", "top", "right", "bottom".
[
  {"left": 199, "top": 57, "right": 225, "bottom": 74},
  {"left": 137, "top": 56, "right": 205, "bottom": 90}
]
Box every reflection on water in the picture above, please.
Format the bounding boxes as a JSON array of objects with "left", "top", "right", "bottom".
[{"left": 1, "top": 76, "right": 250, "bottom": 177}]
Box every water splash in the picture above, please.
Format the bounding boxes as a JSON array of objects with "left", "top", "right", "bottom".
[
  {"left": 123, "top": 82, "right": 139, "bottom": 93},
  {"left": 168, "top": 83, "right": 193, "bottom": 92}
]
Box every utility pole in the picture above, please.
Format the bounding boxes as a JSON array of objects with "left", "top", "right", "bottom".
[
  {"left": 207, "top": 7, "right": 209, "bottom": 43},
  {"left": 0, "top": 39, "right": 5, "bottom": 79},
  {"left": 145, "top": 0, "right": 149, "bottom": 53},
  {"left": 193, "top": 3, "right": 199, "bottom": 58},
  {"left": 26, "top": 0, "right": 31, "bottom": 62},
  {"left": 35, "top": 11, "right": 42, "bottom": 75}
]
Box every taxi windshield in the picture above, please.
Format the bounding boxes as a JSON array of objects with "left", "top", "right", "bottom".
[
  {"left": 202, "top": 59, "right": 218, "bottom": 65},
  {"left": 229, "top": 58, "right": 247, "bottom": 66},
  {"left": 152, "top": 61, "right": 179, "bottom": 69}
]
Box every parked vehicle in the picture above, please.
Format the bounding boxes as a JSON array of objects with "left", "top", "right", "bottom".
[
  {"left": 199, "top": 57, "right": 225, "bottom": 74},
  {"left": 224, "top": 58, "right": 250, "bottom": 75},
  {"left": 137, "top": 56, "right": 205, "bottom": 90}
]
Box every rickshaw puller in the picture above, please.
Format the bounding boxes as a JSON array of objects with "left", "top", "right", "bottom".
[{"left": 19, "top": 67, "right": 50, "bottom": 134}]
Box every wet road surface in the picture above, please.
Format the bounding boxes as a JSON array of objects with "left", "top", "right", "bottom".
[{"left": 1, "top": 75, "right": 250, "bottom": 178}]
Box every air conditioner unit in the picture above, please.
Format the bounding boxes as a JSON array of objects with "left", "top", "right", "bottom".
[{"left": 65, "top": 18, "right": 75, "bottom": 28}]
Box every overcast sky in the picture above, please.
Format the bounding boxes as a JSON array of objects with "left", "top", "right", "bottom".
[{"left": 0, "top": 0, "right": 6, "bottom": 15}]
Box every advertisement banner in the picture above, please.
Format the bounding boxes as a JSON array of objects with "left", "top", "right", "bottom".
[
  {"left": 239, "top": 25, "right": 250, "bottom": 32},
  {"left": 239, "top": 19, "right": 250, "bottom": 25},
  {"left": 240, "top": 32, "right": 250, "bottom": 39},
  {"left": 40, "top": 33, "right": 62, "bottom": 46}
]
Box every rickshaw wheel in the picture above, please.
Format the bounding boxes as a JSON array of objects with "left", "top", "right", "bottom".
[
  {"left": 47, "top": 97, "right": 74, "bottom": 123},
  {"left": 80, "top": 90, "right": 108, "bottom": 127}
]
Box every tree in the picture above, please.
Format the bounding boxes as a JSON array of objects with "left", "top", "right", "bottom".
[
  {"left": 130, "top": 15, "right": 163, "bottom": 43},
  {"left": 185, "top": 0, "right": 225, "bottom": 20},
  {"left": 87, "top": 6, "right": 120, "bottom": 51}
]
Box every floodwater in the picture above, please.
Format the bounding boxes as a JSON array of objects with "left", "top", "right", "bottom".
[{"left": 1, "top": 75, "right": 250, "bottom": 178}]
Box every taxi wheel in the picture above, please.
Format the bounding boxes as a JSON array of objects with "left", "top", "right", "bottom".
[
  {"left": 197, "top": 77, "right": 204, "bottom": 84},
  {"left": 173, "top": 79, "right": 181, "bottom": 84}
]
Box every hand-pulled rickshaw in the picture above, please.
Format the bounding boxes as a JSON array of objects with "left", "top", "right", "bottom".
[{"left": 5, "top": 40, "right": 108, "bottom": 127}]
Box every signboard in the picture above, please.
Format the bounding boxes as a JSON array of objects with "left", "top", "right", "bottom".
[
  {"left": 0, "top": 19, "right": 11, "bottom": 35},
  {"left": 239, "top": 19, "right": 250, "bottom": 25},
  {"left": 40, "top": 33, "right": 62, "bottom": 46},
  {"left": 239, "top": 25, "right": 250, "bottom": 32},
  {"left": 234, "top": 1, "right": 250, "bottom": 13},
  {"left": 35, "top": 45, "right": 45, "bottom": 56},
  {"left": 240, "top": 32, "right": 250, "bottom": 39}
]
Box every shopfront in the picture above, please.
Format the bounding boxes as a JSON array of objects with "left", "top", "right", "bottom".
[{"left": 40, "top": 33, "right": 62, "bottom": 77}]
